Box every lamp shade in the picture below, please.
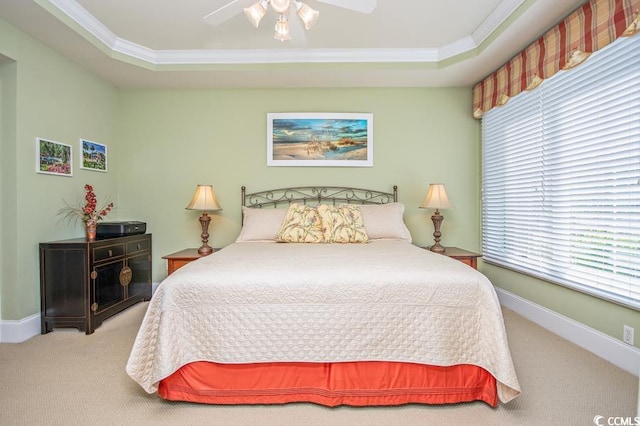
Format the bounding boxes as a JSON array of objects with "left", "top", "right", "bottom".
[
  {"left": 244, "top": 0, "right": 267, "bottom": 27},
  {"left": 274, "top": 15, "right": 292, "bottom": 41},
  {"left": 186, "top": 185, "right": 222, "bottom": 211},
  {"left": 296, "top": 2, "right": 319, "bottom": 30},
  {"left": 420, "top": 184, "right": 452, "bottom": 210}
]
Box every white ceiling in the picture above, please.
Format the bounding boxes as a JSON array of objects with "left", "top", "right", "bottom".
[{"left": 0, "top": 0, "right": 586, "bottom": 89}]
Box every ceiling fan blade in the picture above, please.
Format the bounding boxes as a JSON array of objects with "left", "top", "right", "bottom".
[
  {"left": 316, "top": 0, "right": 377, "bottom": 14},
  {"left": 203, "top": 0, "right": 255, "bottom": 26}
]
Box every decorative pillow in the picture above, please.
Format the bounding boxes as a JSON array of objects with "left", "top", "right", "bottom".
[
  {"left": 276, "top": 203, "right": 325, "bottom": 243},
  {"left": 236, "top": 207, "right": 287, "bottom": 242},
  {"left": 317, "top": 204, "right": 369, "bottom": 243},
  {"left": 357, "top": 203, "right": 412, "bottom": 242}
]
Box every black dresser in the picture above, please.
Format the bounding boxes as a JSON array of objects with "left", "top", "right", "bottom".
[{"left": 39, "top": 234, "right": 152, "bottom": 334}]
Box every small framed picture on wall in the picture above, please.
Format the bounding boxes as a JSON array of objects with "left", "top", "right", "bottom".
[
  {"left": 80, "top": 139, "right": 108, "bottom": 172},
  {"left": 36, "top": 137, "right": 73, "bottom": 177}
]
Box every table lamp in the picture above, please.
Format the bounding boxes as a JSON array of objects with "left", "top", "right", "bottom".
[
  {"left": 186, "top": 185, "right": 222, "bottom": 255},
  {"left": 419, "top": 183, "right": 452, "bottom": 253}
]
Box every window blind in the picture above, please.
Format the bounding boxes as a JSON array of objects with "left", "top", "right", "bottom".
[{"left": 482, "top": 34, "right": 640, "bottom": 310}]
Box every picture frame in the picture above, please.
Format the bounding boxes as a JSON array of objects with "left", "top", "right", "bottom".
[
  {"left": 267, "top": 113, "right": 373, "bottom": 167},
  {"left": 80, "top": 139, "right": 108, "bottom": 172},
  {"left": 36, "top": 137, "right": 73, "bottom": 177}
]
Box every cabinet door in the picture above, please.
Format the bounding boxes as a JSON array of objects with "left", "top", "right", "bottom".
[
  {"left": 127, "top": 252, "right": 151, "bottom": 300},
  {"left": 92, "top": 260, "right": 125, "bottom": 313},
  {"left": 41, "top": 248, "right": 87, "bottom": 317}
]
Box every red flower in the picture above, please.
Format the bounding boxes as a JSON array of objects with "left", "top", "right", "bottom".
[{"left": 58, "top": 184, "right": 114, "bottom": 224}]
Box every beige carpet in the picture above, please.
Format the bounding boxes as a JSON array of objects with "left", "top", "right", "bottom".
[{"left": 0, "top": 303, "right": 636, "bottom": 426}]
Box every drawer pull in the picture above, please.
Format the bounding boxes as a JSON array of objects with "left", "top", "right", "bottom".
[
  {"left": 137, "top": 244, "right": 141, "bottom": 250},
  {"left": 120, "top": 266, "right": 132, "bottom": 287},
  {"left": 108, "top": 249, "right": 113, "bottom": 257}
]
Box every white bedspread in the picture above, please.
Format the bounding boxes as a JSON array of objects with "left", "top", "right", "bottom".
[{"left": 126, "top": 241, "right": 520, "bottom": 403}]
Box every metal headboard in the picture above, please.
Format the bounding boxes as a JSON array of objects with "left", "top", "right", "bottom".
[{"left": 241, "top": 185, "right": 398, "bottom": 209}]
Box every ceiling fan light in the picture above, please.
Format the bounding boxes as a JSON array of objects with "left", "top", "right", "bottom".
[
  {"left": 295, "top": 2, "right": 319, "bottom": 30},
  {"left": 274, "top": 15, "right": 292, "bottom": 41},
  {"left": 270, "top": 0, "right": 290, "bottom": 14},
  {"left": 244, "top": 1, "right": 267, "bottom": 28}
]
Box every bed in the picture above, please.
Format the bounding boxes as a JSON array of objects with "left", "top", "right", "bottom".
[{"left": 126, "top": 185, "right": 520, "bottom": 407}]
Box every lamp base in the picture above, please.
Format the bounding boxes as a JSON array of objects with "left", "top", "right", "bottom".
[
  {"left": 430, "top": 210, "right": 445, "bottom": 254},
  {"left": 197, "top": 212, "right": 213, "bottom": 256},
  {"left": 198, "top": 245, "right": 213, "bottom": 256},
  {"left": 429, "top": 243, "right": 445, "bottom": 254}
]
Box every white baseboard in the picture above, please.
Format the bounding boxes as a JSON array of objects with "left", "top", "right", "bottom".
[
  {"left": 0, "top": 313, "right": 40, "bottom": 343},
  {"left": 496, "top": 287, "right": 640, "bottom": 377},
  {"left": 0, "top": 281, "right": 161, "bottom": 343}
]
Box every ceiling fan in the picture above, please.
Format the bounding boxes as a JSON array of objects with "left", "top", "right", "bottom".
[{"left": 203, "top": 0, "right": 377, "bottom": 42}]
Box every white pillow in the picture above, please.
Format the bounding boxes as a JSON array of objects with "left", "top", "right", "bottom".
[
  {"left": 236, "top": 207, "right": 287, "bottom": 242},
  {"left": 357, "top": 203, "right": 412, "bottom": 242}
]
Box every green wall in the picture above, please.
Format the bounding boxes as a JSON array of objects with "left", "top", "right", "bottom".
[
  {"left": 115, "top": 87, "right": 481, "bottom": 281},
  {"left": 1, "top": 17, "right": 636, "bottom": 351},
  {"left": 0, "top": 56, "right": 17, "bottom": 323},
  {"left": 0, "top": 19, "right": 119, "bottom": 320},
  {"left": 482, "top": 263, "right": 640, "bottom": 348}
]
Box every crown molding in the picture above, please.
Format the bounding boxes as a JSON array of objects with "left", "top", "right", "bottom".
[
  {"left": 472, "top": 0, "right": 528, "bottom": 45},
  {"left": 151, "top": 47, "right": 441, "bottom": 65},
  {"left": 37, "top": 0, "right": 118, "bottom": 46},
  {"left": 39, "top": 0, "right": 525, "bottom": 67},
  {"left": 438, "top": 36, "right": 478, "bottom": 62}
]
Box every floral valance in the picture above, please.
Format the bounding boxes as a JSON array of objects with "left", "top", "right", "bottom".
[{"left": 472, "top": 0, "right": 640, "bottom": 119}]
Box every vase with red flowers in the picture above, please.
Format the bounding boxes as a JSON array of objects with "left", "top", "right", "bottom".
[{"left": 58, "top": 184, "right": 114, "bottom": 241}]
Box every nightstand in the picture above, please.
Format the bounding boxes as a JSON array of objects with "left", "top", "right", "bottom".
[
  {"left": 422, "top": 246, "right": 482, "bottom": 270},
  {"left": 162, "top": 248, "right": 214, "bottom": 276}
]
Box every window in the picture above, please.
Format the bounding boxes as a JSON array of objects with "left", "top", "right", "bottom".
[{"left": 482, "top": 34, "right": 640, "bottom": 310}]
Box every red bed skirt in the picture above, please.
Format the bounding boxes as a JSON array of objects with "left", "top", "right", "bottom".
[{"left": 158, "top": 361, "right": 498, "bottom": 407}]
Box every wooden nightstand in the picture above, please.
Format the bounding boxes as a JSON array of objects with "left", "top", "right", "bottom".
[
  {"left": 422, "top": 246, "right": 482, "bottom": 270},
  {"left": 162, "top": 248, "right": 213, "bottom": 276},
  {"left": 442, "top": 247, "right": 482, "bottom": 269}
]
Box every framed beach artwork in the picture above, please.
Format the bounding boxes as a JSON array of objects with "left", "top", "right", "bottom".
[
  {"left": 267, "top": 113, "right": 373, "bottom": 167},
  {"left": 80, "top": 139, "right": 108, "bottom": 172},
  {"left": 36, "top": 137, "right": 73, "bottom": 177}
]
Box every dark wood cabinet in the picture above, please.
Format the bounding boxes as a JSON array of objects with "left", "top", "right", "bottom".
[{"left": 39, "top": 234, "right": 152, "bottom": 334}]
